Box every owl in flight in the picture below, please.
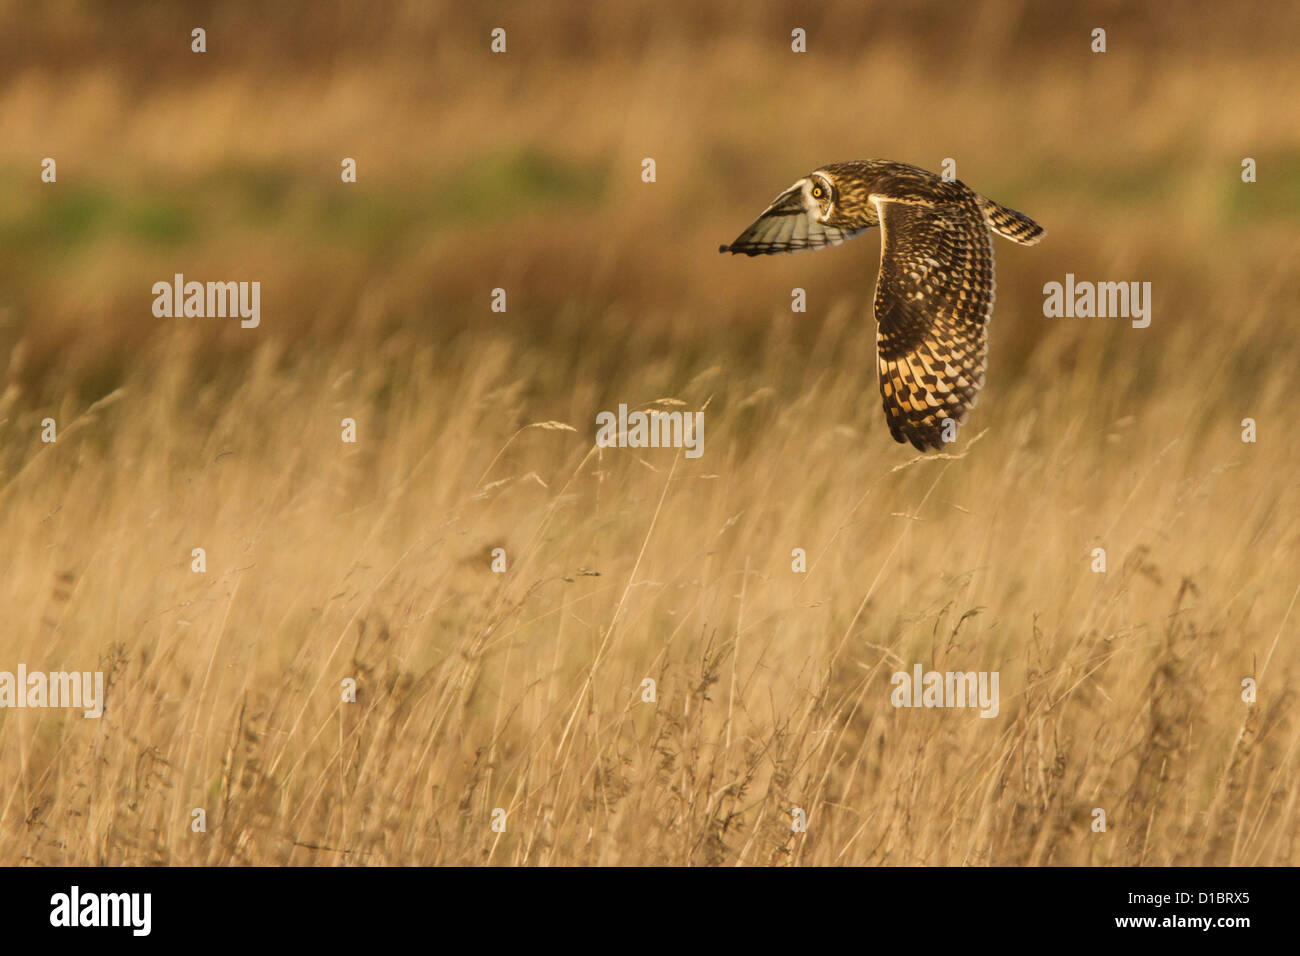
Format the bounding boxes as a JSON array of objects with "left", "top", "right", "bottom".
[{"left": 720, "top": 160, "right": 1044, "bottom": 451}]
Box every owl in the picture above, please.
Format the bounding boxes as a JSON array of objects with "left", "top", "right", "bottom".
[{"left": 720, "top": 160, "right": 1044, "bottom": 451}]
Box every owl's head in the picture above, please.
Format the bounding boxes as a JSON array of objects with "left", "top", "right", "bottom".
[{"left": 804, "top": 168, "right": 881, "bottom": 231}]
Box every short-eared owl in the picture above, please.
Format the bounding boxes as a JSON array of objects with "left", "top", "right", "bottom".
[{"left": 720, "top": 160, "right": 1044, "bottom": 451}]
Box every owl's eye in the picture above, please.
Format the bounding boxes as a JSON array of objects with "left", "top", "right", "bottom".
[{"left": 811, "top": 185, "right": 824, "bottom": 198}]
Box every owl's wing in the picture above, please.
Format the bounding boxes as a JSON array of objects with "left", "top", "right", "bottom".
[
  {"left": 870, "top": 192, "right": 995, "bottom": 452},
  {"left": 720, "top": 180, "right": 869, "bottom": 255}
]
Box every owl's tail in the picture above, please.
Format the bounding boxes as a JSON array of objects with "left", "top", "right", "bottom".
[{"left": 978, "top": 196, "right": 1045, "bottom": 246}]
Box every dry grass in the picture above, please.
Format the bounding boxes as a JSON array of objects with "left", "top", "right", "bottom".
[{"left": 0, "top": 0, "right": 1298, "bottom": 865}]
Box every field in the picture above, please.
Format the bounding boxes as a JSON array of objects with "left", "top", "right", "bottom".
[{"left": 1, "top": 0, "right": 1298, "bottom": 865}]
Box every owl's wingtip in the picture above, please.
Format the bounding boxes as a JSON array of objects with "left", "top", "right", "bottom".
[{"left": 718, "top": 244, "right": 730, "bottom": 253}]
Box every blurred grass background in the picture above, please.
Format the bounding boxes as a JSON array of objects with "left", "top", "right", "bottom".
[{"left": 0, "top": 0, "right": 1298, "bottom": 865}]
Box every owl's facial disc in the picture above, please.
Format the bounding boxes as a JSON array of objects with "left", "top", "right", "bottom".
[{"left": 804, "top": 174, "right": 834, "bottom": 221}]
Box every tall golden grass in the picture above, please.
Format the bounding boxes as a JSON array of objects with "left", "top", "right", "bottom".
[{"left": 1, "top": 0, "right": 1297, "bottom": 865}]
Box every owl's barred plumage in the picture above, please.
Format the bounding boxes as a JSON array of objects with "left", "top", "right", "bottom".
[{"left": 720, "top": 160, "right": 1044, "bottom": 451}]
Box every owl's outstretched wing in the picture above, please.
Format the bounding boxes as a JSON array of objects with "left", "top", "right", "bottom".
[
  {"left": 719, "top": 180, "right": 868, "bottom": 256},
  {"left": 870, "top": 192, "right": 994, "bottom": 452}
]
